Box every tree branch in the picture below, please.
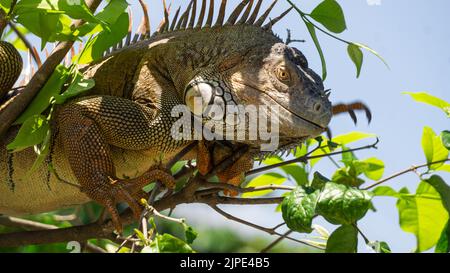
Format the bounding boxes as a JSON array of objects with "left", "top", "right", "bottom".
[
  {"left": 7, "top": 22, "right": 41, "bottom": 66},
  {"left": 0, "top": 8, "right": 7, "bottom": 37},
  {"left": 210, "top": 205, "right": 323, "bottom": 250},
  {"left": 260, "top": 230, "right": 293, "bottom": 253},
  {"left": 0, "top": 216, "right": 57, "bottom": 230},
  {"left": 246, "top": 138, "right": 379, "bottom": 176},
  {"left": 362, "top": 158, "right": 450, "bottom": 190},
  {"left": 0, "top": 175, "right": 286, "bottom": 248}
]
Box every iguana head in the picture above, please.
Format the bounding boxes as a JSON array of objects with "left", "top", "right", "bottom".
[
  {"left": 142, "top": 0, "right": 331, "bottom": 153},
  {"left": 163, "top": 1, "right": 332, "bottom": 153}
]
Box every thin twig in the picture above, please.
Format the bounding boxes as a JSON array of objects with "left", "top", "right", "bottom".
[
  {"left": 362, "top": 158, "right": 450, "bottom": 190},
  {"left": 260, "top": 230, "right": 293, "bottom": 253},
  {"left": 0, "top": 216, "right": 58, "bottom": 230},
  {"left": 0, "top": 215, "right": 106, "bottom": 253},
  {"left": 0, "top": 9, "right": 7, "bottom": 37},
  {"left": 210, "top": 205, "right": 324, "bottom": 250},
  {"left": 353, "top": 223, "right": 370, "bottom": 244},
  {"left": 247, "top": 138, "right": 379, "bottom": 176},
  {"left": 199, "top": 181, "right": 295, "bottom": 193},
  {"left": 144, "top": 204, "right": 185, "bottom": 224},
  {"left": 8, "top": 22, "right": 41, "bottom": 65}
]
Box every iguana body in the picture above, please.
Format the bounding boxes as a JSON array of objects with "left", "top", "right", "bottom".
[{"left": 0, "top": 0, "right": 332, "bottom": 231}]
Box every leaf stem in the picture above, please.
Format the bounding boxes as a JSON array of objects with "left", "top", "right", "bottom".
[
  {"left": 362, "top": 158, "right": 450, "bottom": 190},
  {"left": 246, "top": 138, "right": 379, "bottom": 176},
  {"left": 286, "top": 0, "right": 350, "bottom": 45},
  {"left": 211, "top": 205, "right": 324, "bottom": 250}
]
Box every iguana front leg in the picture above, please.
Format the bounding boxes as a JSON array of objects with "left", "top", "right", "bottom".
[
  {"left": 57, "top": 96, "right": 176, "bottom": 233},
  {"left": 197, "top": 141, "right": 253, "bottom": 196}
]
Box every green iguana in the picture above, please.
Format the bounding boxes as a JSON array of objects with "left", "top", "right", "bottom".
[{"left": 0, "top": 0, "right": 367, "bottom": 233}]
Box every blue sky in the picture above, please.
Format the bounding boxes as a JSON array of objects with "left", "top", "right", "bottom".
[
  {"left": 12, "top": 0, "right": 449, "bottom": 252},
  {"left": 142, "top": 0, "right": 449, "bottom": 253}
]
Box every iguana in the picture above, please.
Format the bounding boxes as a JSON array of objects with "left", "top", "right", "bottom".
[{"left": 0, "top": 0, "right": 367, "bottom": 233}]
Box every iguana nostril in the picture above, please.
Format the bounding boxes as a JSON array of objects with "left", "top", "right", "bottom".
[{"left": 314, "top": 103, "right": 322, "bottom": 112}]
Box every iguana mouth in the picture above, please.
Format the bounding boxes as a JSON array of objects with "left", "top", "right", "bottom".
[{"left": 236, "top": 82, "right": 327, "bottom": 131}]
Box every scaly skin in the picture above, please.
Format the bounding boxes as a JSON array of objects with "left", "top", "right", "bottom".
[
  {"left": 0, "top": 41, "right": 22, "bottom": 98},
  {"left": 0, "top": 1, "right": 332, "bottom": 232}
]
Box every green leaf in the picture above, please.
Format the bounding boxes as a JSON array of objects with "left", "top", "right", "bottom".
[
  {"left": 353, "top": 157, "right": 385, "bottom": 181},
  {"left": 94, "top": 0, "right": 128, "bottom": 24},
  {"left": 435, "top": 221, "right": 450, "bottom": 253},
  {"left": 309, "top": 0, "right": 347, "bottom": 33},
  {"left": 397, "top": 181, "right": 449, "bottom": 252},
  {"left": 15, "top": 65, "right": 69, "bottom": 124},
  {"left": 14, "top": 0, "right": 98, "bottom": 22},
  {"left": 353, "top": 42, "right": 390, "bottom": 69},
  {"left": 13, "top": 0, "right": 93, "bottom": 48},
  {"left": 7, "top": 115, "right": 49, "bottom": 152},
  {"left": 368, "top": 241, "right": 391, "bottom": 253},
  {"left": 183, "top": 223, "right": 198, "bottom": 245},
  {"left": 425, "top": 175, "right": 450, "bottom": 214},
  {"left": 331, "top": 167, "right": 365, "bottom": 187},
  {"left": 0, "top": 0, "right": 12, "bottom": 12},
  {"left": 372, "top": 186, "right": 401, "bottom": 198},
  {"left": 426, "top": 175, "right": 450, "bottom": 253},
  {"left": 263, "top": 156, "right": 308, "bottom": 185},
  {"left": 325, "top": 225, "right": 357, "bottom": 253},
  {"left": 341, "top": 146, "right": 357, "bottom": 166},
  {"left": 311, "top": 171, "right": 330, "bottom": 190},
  {"left": 281, "top": 186, "right": 319, "bottom": 233},
  {"left": 308, "top": 143, "right": 331, "bottom": 167},
  {"left": 332, "top": 131, "right": 376, "bottom": 145},
  {"left": 78, "top": 11, "right": 129, "bottom": 64},
  {"left": 317, "top": 182, "right": 373, "bottom": 225},
  {"left": 27, "top": 126, "right": 51, "bottom": 175},
  {"left": 403, "top": 92, "right": 450, "bottom": 117},
  {"left": 242, "top": 172, "right": 286, "bottom": 198},
  {"left": 442, "top": 131, "right": 450, "bottom": 150},
  {"left": 305, "top": 21, "right": 327, "bottom": 80},
  {"left": 347, "top": 43, "right": 363, "bottom": 78},
  {"left": 133, "top": 228, "right": 147, "bottom": 243},
  {"left": 11, "top": 36, "right": 27, "bottom": 51},
  {"left": 293, "top": 143, "right": 308, "bottom": 158},
  {"left": 151, "top": 234, "right": 195, "bottom": 253},
  {"left": 16, "top": 12, "right": 74, "bottom": 49},
  {"left": 58, "top": 0, "right": 98, "bottom": 23},
  {"left": 437, "top": 164, "right": 450, "bottom": 173},
  {"left": 421, "top": 126, "right": 449, "bottom": 170},
  {"left": 53, "top": 72, "right": 95, "bottom": 104}
]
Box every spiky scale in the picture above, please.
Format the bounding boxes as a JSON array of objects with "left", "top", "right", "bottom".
[
  {"left": 161, "top": 0, "right": 170, "bottom": 32},
  {"left": 177, "top": 0, "right": 193, "bottom": 30},
  {"left": 247, "top": 0, "right": 263, "bottom": 24},
  {"left": 188, "top": 0, "right": 197, "bottom": 29},
  {"left": 196, "top": 0, "right": 207, "bottom": 28},
  {"left": 214, "top": 0, "right": 227, "bottom": 27},
  {"left": 237, "top": 0, "right": 254, "bottom": 24},
  {"left": 262, "top": 7, "right": 293, "bottom": 30},
  {"left": 205, "top": 0, "right": 215, "bottom": 27},
  {"left": 226, "top": 0, "right": 250, "bottom": 25},
  {"left": 170, "top": 7, "right": 181, "bottom": 31},
  {"left": 254, "top": 0, "right": 278, "bottom": 27}
]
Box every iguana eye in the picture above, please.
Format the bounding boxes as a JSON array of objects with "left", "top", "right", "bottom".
[
  {"left": 275, "top": 67, "right": 291, "bottom": 83},
  {"left": 185, "top": 82, "right": 214, "bottom": 116}
]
